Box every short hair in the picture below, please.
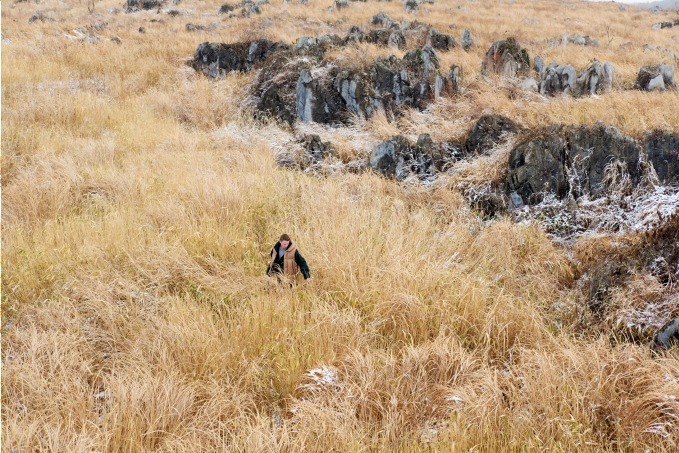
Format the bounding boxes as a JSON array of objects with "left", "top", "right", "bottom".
[{"left": 279, "top": 233, "right": 291, "bottom": 242}]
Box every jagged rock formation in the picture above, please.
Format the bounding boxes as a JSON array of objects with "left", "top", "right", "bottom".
[
  {"left": 370, "top": 133, "right": 451, "bottom": 180},
  {"left": 481, "top": 38, "right": 530, "bottom": 79},
  {"left": 249, "top": 44, "right": 459, "bottom": 126},
  {"left": 636, "top": 64, "right": 675, "bottom": 91},
  {"left": 652, "top": 18, "right": 679, "bottom": 29},
  {"left": 643, "top": 131, "right": 679, "bottom": 184},
  {"left": 461, "top": 29, "right": 473, "bottom": 52},
  {"left": 464, "top": 114, "right": 521, "bottom": 155},
  {"left": 190, "top": 40, "right": 289, "bottom": 78},
  {"left": 125, "top": 0, "right": 166, "bottom": 12},
  {"left": 539, "top": 61, "right": 613, "bottom": 96},
  {"left": 299, "top": 134, "right": 336, "bottom": 167},
  {"left": 508, "top": 123, "right": 643, "bottom": 205},
  {"left": 427, "top": 28, "right": 456, "bottom": 51}
]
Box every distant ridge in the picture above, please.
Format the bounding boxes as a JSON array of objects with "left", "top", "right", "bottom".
[{"left": 633, "top": 0, "right": 679, "bottom": 10}]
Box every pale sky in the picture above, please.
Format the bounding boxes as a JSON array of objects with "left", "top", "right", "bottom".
[{"left": 587, "top": 0, "right": 668, "bottom": 3}]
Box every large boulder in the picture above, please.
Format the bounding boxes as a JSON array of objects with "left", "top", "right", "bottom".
[
  {"left": 643, "top": 131, "right": 679, "bottom": 184},
  {"left": 540, "top": 63, "right": 577, "bottom": 95},
  {"left": 508, "top": 123, "right": 642, "bottom": 205},
  {"left": 481, "top": 38, "right": 530, "bottom": 79},
  {"left": 636, "top": 64, "right": 675, "bottom": 91},
  {"left": 190, "top": 40, "right": 288, "bottom": 78},
  {"left": 464, "top": 114, "right": 521, "bottom": 155}
]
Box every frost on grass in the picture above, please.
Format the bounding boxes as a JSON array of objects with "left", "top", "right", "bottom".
[{"left": 512, "top": 184, "right": 679, "bottom": 242}]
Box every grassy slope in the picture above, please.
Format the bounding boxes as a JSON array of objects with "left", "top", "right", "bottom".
[{"left": 2, "top": 0, "right": 678, "bottom": 450}]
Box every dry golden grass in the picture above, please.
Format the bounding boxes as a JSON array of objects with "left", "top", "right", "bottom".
[{"left": 2, "top": 0, "right": 679, "bottom": 451}]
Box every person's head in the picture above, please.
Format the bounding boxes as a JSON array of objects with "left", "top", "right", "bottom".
[{"left": 279, "top": 233, "right": 291, "bottom": 249}]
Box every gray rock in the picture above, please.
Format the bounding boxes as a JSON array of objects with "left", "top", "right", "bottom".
[
  {"left": 508, "top": 123, "right": 642, "bottom": 205},
  {"left": 643, "top": 131, "right": 679, "bottom": 184},
  {"left": 190, "top": 40, "right": 289, "bottom": 78},
  {"left": 251, "top": 44, "right": 454, "bottom": 126},
  {"left": 540, "top": 62, "right": 611, "bottom": 97},
  {"left": 509, "top": 191, "right": 524, "bottom": 209},
  {"left": 465, "top": 114, "right": 521, "bottom": 155},
  {"left": 481, "top": 37, "right": 530, "bottom": 79},
  {"left": 461, "top": 29, "right": 473, "bottom": 52},
  {"left": 300, "top": 134, "right": 336, "bottom": 167},
  {"left": 295, "top": 36, "right": 318, "bottom": 50},
  {"left": 637, "top": 64, "right": 675, "bottom": 90},
  {"left": 370, "top": 135, "right": 439, "bottom": 179},
  {"left": 648, "top": 74, "right": 666, "bottom": 91},
  {"left": 653, "top": 318, "right": 679, "bottom": 349},
  {"left": 371, "top": 12, "right": 394, "bottom": 28},
  {"left": 519, "top": 77, "right": 538, "bottom": 92},
  {"left": 296, "top": 69, "right": 345, "bottom": 124},
  {"left": 404, "top": 0, "right": 419, "bottom": 13},
  {"left": 29, "top": 11, "right": 55, "bottom": 23},
  {"left": 126, "top": 0, "right": 166, "bottom": 12},
  {"left": 345, "top": 25, "right": 365, "bottom": 44},
  {"left": 363, "top": 28, "right": 406, "bottom": 49},
  {"left": 534, "top": 55, "right": 545, "bottom": 77},
  {"left": 427, "top": 28, "right": 456, "bottom": 51},
  {"left": 574, "top": 60, "right": 613, "bottom": 96},
  {"left": 185, "top": 23, "right": 205, "bottom": 32},
  {"left": 335, "top": 0, "right": 349, "bottom": 8},
  {"left": 371, "top": 139, "right": 400, "bottom": 176},
  {"left": 387, "top": 30, "right": 406, "bottom": 49},
  {"left": 218, "top": 3, "right": 235, "bottom": 13}
]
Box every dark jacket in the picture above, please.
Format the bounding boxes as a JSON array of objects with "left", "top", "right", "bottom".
[{"left": 266, "top": 241, "right": 311, "bottom": 279}]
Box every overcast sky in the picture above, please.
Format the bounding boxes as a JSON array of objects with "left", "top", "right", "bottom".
[{"left": 587, "top": 0, "right": 667, "bottom": 3}]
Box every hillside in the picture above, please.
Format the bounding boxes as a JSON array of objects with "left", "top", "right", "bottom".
[{"left": 2, "top": 0, "right": 678, "bottom": 451}]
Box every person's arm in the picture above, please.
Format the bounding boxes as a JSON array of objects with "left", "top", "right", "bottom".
[{"left": 295, "top": 250, "right": 311, "bottom": 279}]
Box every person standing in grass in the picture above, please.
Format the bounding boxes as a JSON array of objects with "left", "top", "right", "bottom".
[{"left": 266, "top": 234, "right": 311, "bottom": 285}]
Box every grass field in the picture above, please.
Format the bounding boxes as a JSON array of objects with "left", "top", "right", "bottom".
[{"left": 2, "top": 0, "right": 678, "bottom": 450}]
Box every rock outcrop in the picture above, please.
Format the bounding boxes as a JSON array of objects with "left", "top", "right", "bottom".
[
  {"left": 461, "top": 29, "right": 473, "bottom": 52},
  {"left": 481, "top": 38, "right": 530, "bottom": 79},
  {"left": 250, "top": 44, "right": 458, "bottom": 126},
  {"left": 508, "top": 123, "right": 642, "bottom": 205},
  {"left": 190, "top": 40, "right": 289, "bottom": 78},
  {"left": 370, "top": 133, "right": 451, "bottom": 180},
  {"left": 636, "top": 64, "right": 675, "bottom": 91},
  {"left": 299, "top": 134, "right": 336, "bottom": 167},
  {"left": 427, "top": 28, "right": 456, "bottom": 51},
  {"left": 539, "top": 61, "right": 613, "bottom": 96},
  {"left": 125, "top": 0, "right": 166, "bottom": 12},
  {"left": 643, "top": 131, "right": 679, "bottom": 185},
  {"left": 464, "top": 114, "right": 521, "bottom": 155}
]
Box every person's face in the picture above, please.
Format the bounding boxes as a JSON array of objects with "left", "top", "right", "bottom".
[{"left": 280, "top": 240, "right": 290, "bottom": 249}]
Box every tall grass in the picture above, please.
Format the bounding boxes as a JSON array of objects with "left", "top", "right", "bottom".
[{"left": 2, "top": 0, "right": 678, "bottom": 451}]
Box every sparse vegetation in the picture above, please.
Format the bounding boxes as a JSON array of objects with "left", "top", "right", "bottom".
[{"left": 2, "top": 0, "right": 678, "bottom": 451}]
